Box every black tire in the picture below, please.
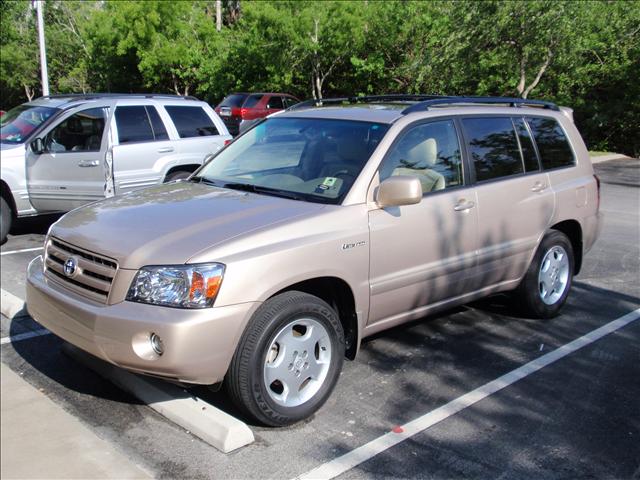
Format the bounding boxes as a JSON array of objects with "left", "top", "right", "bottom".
[
  {"left": 514, "top": 230, "right": 574, "bottom": 319},
  {"left": 1, "top": 196, "right": 12, "bottom": 245},
  {"left": 164, "top": 170, "right": 191, "bottom": 182},
  {"left": 226, "top": 291, "right": 345, "bottom": 426}
]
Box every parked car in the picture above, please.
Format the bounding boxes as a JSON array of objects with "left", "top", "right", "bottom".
[
  {"left": 214, "top": 92, "right": 300, "bottom": 135},
  {"left": 26, "top": 95, "right": 601, "bottom": 426},
  {"left": 0, "top": 94, "right": 231, "bottom": 242}
]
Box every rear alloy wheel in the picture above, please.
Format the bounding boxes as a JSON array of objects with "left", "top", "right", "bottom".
[
  {"left": 1, "top": 196, "right": 12, "bottom": 244},
  {"left": 227, "top": 291, "right": 344, "bottom": 426},
  {"left": 515, "top": 230, "right": 574, "bottom": 319}
]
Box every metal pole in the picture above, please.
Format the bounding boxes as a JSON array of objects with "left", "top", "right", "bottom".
[
  {"left": 36, "top": 0, "right": 49, "bottom": 96},
  {"left": 216, "top": 0, "right": 222, "bottom": 32}
]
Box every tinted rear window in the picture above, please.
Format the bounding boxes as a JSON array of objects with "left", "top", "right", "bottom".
[
  {"left": 243, "top": 94, "right": 264, "bottom": 108},
  {"left": 526, "top": 117, "right": 575, "bottom": 170},
  {"left": 267, "top": 96, "right": 284, "bottom": 109},
  {"left": 218, "top": 94, "right": 248, "bottom": 108},
  {"left": 461, "top": 117, "right": 524, "bottom": 182},
  {"left": 165, "top": 106, "right": 219, "bottom": 138},
  {"left": 115, "top": 106, "right": 154, "bottom": 143}
]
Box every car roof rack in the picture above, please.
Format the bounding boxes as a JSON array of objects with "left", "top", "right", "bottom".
[
  {"left": 402, "top": 96, "right": 559, "bottom": 114},
  {"left": 288, "top": 94, "right": 452, "bottom": 111},
  {"left": 38, "top": 93, "right": 199, "bottom": 102}
]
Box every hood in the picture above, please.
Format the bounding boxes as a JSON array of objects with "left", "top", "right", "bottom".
[
  {"left": 50, "top": 182, "right": 325, "bottom": 268},
  {"left": 0, "top": 142, "right": 25, "bottom": 154}
]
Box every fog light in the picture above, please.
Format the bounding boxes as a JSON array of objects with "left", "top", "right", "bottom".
[{"left": 150, "top": 333, "right": 164, "bottom": 356}]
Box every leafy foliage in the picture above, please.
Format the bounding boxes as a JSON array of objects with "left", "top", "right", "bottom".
[{"left": 0, "top": 0, "right": 638, "bottom": 155}]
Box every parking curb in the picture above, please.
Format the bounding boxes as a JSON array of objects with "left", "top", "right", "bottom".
[
  {"left": 1, "top": 289, "right": 27, "bottom": 319},
  {"left": 62, "top": 343, "right": 255, "bottom": 453}
]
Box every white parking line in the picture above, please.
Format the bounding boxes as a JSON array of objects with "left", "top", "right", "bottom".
[
  {"left": 0, "top": 329, "right": 51, "bottom": 346},
  {"left": 295, "top": 308, "right": 640, "bottom": 480},
  {"left": 1, "top": 246, "right": 43, "bottom": 256}
]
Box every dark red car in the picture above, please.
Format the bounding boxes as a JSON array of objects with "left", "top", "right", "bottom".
[{"left": 214, "top": 92, "right": 300, "bottom": 135}]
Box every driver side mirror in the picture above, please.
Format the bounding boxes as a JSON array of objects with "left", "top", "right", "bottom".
[
  {"left": 376, "top": 176, "right": 423, "bottom": 208},
  {"left": 30, "top": 138, "right": 45, "bottom": 155}
]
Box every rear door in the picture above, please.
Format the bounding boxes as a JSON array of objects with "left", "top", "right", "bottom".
[
  {"left": 26, "top": 105, "right": 110, "bottom": 212},
  {"left": 110, "top": 103, "right": 175, "bottom": 194},
  {"left": 163, "top": 104, "right": 229, "bottom": 168},
  {"left": 460, "top": 116, "right": 555, "bottom": 286}
]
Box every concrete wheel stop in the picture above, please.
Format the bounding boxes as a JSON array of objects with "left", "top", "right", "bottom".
[{"left": 62, "top": 343, "right": 254, "bottom": 453}]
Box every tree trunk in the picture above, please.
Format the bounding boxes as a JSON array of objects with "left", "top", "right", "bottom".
[
  {"left": 24, "top": 84, "right": 34, "bottom": 101},
  {"left": 216, "top": 0, "right": 222, "bottom": 32}
]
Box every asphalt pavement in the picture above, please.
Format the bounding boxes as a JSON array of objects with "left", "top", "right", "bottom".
[{"left": 1, "top": 158, "right": 638, "bottom": 479}]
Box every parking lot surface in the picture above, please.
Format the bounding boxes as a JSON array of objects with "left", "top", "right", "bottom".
[{"left": 1, "top": 159, "right": 639, "bottom": 479}]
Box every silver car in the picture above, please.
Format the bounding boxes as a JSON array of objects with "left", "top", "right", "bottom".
[
  {"left": 1, "top": 94, "right": 231, "bottom": 242},
  {"left": 26, "top": 95, "right": 601, "bottom": 426}
]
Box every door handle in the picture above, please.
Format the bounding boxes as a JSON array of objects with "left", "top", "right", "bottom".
[
  {"left": 78, "top": 160, "right": 99, "bottom": 167},
  {"left": 157, "top": 147, "right": 174, "bottom": 153},
  {"left": 531, "top": 181, "right": 548, "bottom": 193},
  {"left": 454, "top": 199, "right": 475, "bottom": 211}
]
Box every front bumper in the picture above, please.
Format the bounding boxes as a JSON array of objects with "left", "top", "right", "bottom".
[{"left": 26, "top": 256, "right": 260, "bottom": 384}]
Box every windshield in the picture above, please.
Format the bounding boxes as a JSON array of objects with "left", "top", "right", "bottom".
[
  {"left": 195, "top": 117, "right": 390, "bottom": 204},
  {"left": 0, "top": 105, "right": 59, "bottom": 144}
]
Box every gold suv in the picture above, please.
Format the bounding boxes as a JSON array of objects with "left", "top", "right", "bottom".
[{"left": 26, "top": 95, "right": 601, "bottom": 426}]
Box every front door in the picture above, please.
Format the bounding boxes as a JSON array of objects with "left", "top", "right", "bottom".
[
  {"left": 26, "top": 106, "right": 110, "bottom": 212},
  {"left": 368, "top": 119, "right": 479, "bottom": 328}
]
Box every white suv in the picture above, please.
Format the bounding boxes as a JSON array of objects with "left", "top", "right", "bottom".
[{"left": 0, "top": 94, "right": 231, "bottom": 242}]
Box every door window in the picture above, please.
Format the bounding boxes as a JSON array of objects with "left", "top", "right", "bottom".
[
  {"left": 115, "top": 105, "right": 168, "bottom": 144},
  {"left": 44, "top": 107, "right": 108, "bottom": 153},
  {"left": 164, "top": 106, "right": 219, "bottom": 138},
  {"left": 461, "top": 117, "right": 524, "bottom": 182},
  {"left": 526, "top": 117, "right": 575, "bottom": 170},
  {"left": 267, "top": 96, "right": 284, "bottom": 110},
  {"left": 379, "top": 120, "right": 463, "bottom": 194},
  {"left": 242, "top": 94, "right": 263, "bottom": 108}
]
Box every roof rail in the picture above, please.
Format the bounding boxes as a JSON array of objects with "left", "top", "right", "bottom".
[
  {"left": 402, "top": 96, "right": 559, "bottom": 114},
  {"left": 37, "top": 93, "right": 199, "bottom": 102},
  {"left": 288, "top": 94, "right": 452, "bottom": 111}
]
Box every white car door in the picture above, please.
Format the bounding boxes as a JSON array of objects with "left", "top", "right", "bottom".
[
  {"left": 162, "top": 104, "right": 230, "bottom": 167},
  {"left": 26, "top": 105, "right": 110, "bottom": 212}
]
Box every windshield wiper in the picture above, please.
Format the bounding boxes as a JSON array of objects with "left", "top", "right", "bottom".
[
  {"left": 189, "top": 176, "right": 222, "bottom": 187},
  {"left": 222, "top": 182, "right": 305, "bottom": 201}
]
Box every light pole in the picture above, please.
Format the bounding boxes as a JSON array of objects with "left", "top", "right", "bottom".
[{"left": 35, "top": 0, "right": 49, "bottom": 96}]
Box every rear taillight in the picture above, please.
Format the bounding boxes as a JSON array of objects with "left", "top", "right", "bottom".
[
  {"left": 240, "top": 108, "right": 248, "bottom": 119},
  {"left": 224, "top": 139, "right": 231, "bottom": 146},
  {"left": 594, "top": 174, "right": 601, "bottom": 212}
]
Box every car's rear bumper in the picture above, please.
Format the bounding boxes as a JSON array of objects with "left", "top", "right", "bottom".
[{"left": 26, "top": 256, "right": 259, "bottom": 384}]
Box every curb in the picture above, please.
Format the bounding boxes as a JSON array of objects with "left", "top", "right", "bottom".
[
  {"left": 590, "top": 154, "right": 631, "bottom": 164},
  {"left": 1, "top": 289, "right": 27, "bottom": 319},
  {"left": 62, "top": 343, "right": 255, "bottom": 453}
]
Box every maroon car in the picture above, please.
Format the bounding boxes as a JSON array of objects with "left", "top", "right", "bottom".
[{"left": 215, "top": 92, "right": 300, "bottom": 135}]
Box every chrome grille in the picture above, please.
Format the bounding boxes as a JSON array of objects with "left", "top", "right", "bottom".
[{"left": 44, "top": 237, "right": 118, "bottom": 303}]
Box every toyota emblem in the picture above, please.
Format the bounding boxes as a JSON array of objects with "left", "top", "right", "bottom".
[{"left": 63, "top": 257, "right": 77, "bottom": 277}]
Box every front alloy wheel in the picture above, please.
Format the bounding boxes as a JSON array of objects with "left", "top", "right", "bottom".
[{"left": 227, "top": 291, "right": 344, "bottom": 426}]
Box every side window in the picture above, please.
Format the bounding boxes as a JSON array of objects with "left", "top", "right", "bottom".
[
  {"left": 267, "top": 96, "right": 284, "bottom": 110},
  {"left": 284, "top": 97, "right": 297, "bottom": 108},
  {"left": 461, "top": 117, "right": 524, "bottom": 182},
  {"left": 45, "top": 107, "right": 108, "bottom": 153},
  {"left": 164, "top": 106, "right": 219, "bottom": 138},
  {"left": 242, "top": 94, "right": 263, "bottom": 108},
  {"left": 115, "top": 106, "right": 154, "bottom": 144},
  {"left": 146, "top": 106, "right": 169, "bottom": 141},
  {"left": 513, "top": 117, "right": 539, "bottom": 172},
  {"left": 379, "top": 120, "right": 463, "bottom": 194},
  {"left": 526, "top": 117, "right": 575, "bottom": 170}
]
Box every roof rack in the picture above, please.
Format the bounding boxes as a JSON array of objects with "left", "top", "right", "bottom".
[
  {"left": 402, "top": 96, "right": 559, "bottom": 114},
  {"left": 288, "top": 94, "right": 452, "bottom": 111},
  {"left": 38, "top": 93, "right": 199, "bottom": 102}
]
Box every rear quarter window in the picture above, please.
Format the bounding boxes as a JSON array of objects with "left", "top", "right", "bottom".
[
  {"left": 164, "top": 106, "right": 219, "bottom": 138},
  {"left": 243, "top": 94, "right": 264, "bottom": 108},
  {"left": 526, "top": 117, "right": 575, "bottom": 170}
]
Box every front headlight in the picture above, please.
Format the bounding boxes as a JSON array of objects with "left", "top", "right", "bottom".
[{"left": 126, "top": 263, "right": 225, "bottom": 309}]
